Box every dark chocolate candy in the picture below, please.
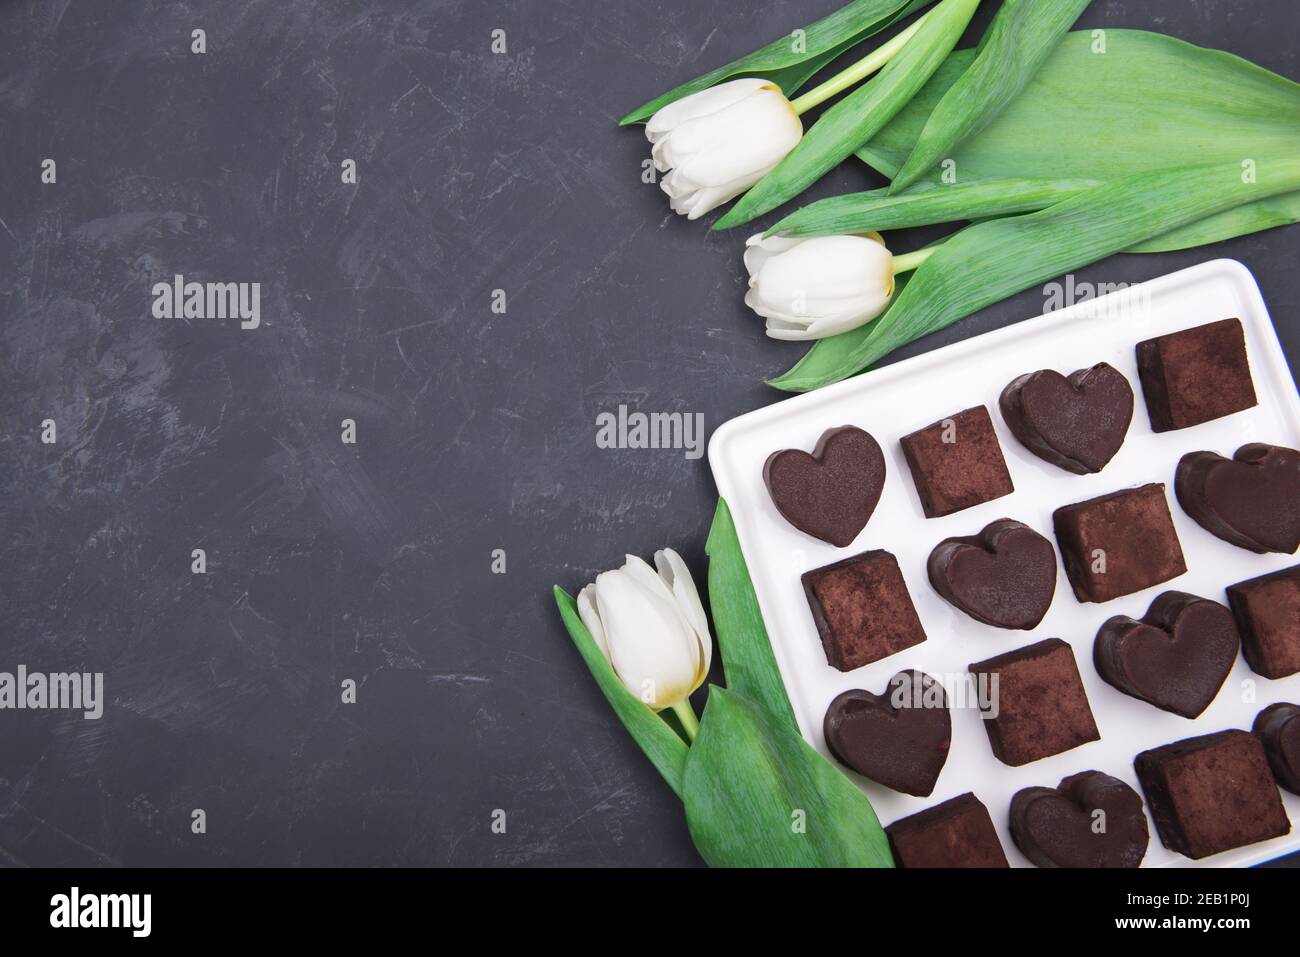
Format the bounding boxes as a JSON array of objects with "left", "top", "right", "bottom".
[
  {"left": 968, "top": 638, "right": 1100, "bottom": 767},
  {"left": 823, "top": 671, "right": 951, "bottom": 797},
  {"left": 1226, "top": 565, "right": 1300, "bottom": 679},
  {"left": 899, "top": 406, "right": 1014, "bottom": 518},
  {"left": 802, "top": 549, "right": 927, "bottom": 672},
  {"left": 1135, "top": 730, "right": 1290, "bottom": 860},
  {"left": 764, "top": 426, "right": 885, "bottom": 547},
  {"left": 1254, "top": 702, "right": 1300, "bottom": 795},
  {"left": 1093, "top": 591, "right": 1239, "bottom": 719},
  {"left": 1136, "top": 318, "right": 1257, "bottom": 432},
  {"left": 1052, "top": 484, "right": 1186, "bottom": 603},
  {"left": 1009, "top": 771, "right": 1149, "bottom": 869},
  {"left": 927, "top": 519, "right": 1056, "bottom": 630},
  {"left": 886, "top": 793, "right": 1009, "bottom": 868},
  {"left": 999, "top": 363, "right": 1133, "bottom": 474},
  {"left": 1175, "top": 443, "right": 1300, "bottom": 554}
]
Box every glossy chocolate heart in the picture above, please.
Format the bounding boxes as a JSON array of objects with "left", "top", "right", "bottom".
[
  {"left": 764, "top": 426, "right": 885, "bottom": 547},
  {"left": 926, "top": 519, "right": 1057, "bottom": 629},
  {"left": 1175, "top": 443, "right": 1300, "bottom": 554},
  {"left": 999, "top": 363, "right": 1133, "bottom": 474},
  {"left": 1254, "top": 702, "right": 1300, "bottom": 794},
  {"left": 1010, "top": 771, "right": 1148, "bottom": 868},
  {"left": 1093, "top": 591, "right": 1239, "bottom": 718},
  {"left": 823, "top": 671, "right": 950, "bottom": 797}
]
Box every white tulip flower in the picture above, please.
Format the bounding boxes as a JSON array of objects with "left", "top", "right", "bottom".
[
  {"left": 743, "top": 232, "right": 899, "bottom": 341},
  {"left": 577, "top": 549, "right": 712, "bottom": 735},
  {"left": 646, "top": 79, "right": 803, "bottom": 220}
]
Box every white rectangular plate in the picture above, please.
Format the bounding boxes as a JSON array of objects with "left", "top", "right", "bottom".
[{"left": 709, "top": 259, "right": 1300, "bottom": 868}]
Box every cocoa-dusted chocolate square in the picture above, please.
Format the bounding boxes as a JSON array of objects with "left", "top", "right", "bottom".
[
  {"left": 1053, "top": 484, "right": 1186, "bottom": 603},
  {"left": 1227, "top": 565, "right": 1300, "bottom": 679},
  {"left": 899, "top": 406, "right": 1013, "bottom": 518},
  {"left": 968, "top": 638, "right": 1100, "bottom": 767},
  {"left": 1136, "top": 318, "right": 1257, "bottom": 431},
  {"left": 1135, "top": 730, "right": 1290, "bottom": 860},
  {"left": 885, "top": 792, "right": 1009, "bottom": 868},
  {"left": 802, "top": 549, "right": 926, "bottom": 672}
]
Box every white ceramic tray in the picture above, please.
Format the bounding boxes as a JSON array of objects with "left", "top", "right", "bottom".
[{"left": 709, "top": 259, "right": 1300, "bottom": 868}]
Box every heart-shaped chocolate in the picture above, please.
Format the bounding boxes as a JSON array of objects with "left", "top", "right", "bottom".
[
  {"left": 1010, "top": 771, "right": 1149, "bottom": 868},
  {"left": 999, "top": 363, "right": 1134, "bottom": 474},
  {"left": 823, "top": 671, "right": 950, "bottom": 797},
  {"left": 764, "top": 426, "right": 885, "bottom": 547},
  {"left": 1093, "top": 591, "right": 1239, "bottom": 718},
  {"left": 926, "top": 519, "right": 1057, "bottom": 629},
  {"left": 1254, "top": 702, "right": 1300, "bottom": 794},
  {"left": 1175, "top": 443, "right": 1300, "bottom": 554}
]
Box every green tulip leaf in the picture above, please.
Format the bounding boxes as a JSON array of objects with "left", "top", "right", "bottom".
[
  {"left": 683, "top": 687, "right": 894, "bottom": 868},
  {"left": 553, "top": 586, "right": 688, "bottom": 797},
  {"left": 1124, "top": 194, "right": 1300, "bottom": 253},
  {"left": 618, "top": 0, "right": 932, "bottom": 127},
  {"left": 715, "top": 0, "right": 981, "bottom": 231},
  {"left": 770, "top": 156, "right": 1300, "bottom": 393},
  {"left": 889, "top": 0, "right": 1092, "bottom": 193},
  {"left": 769, "top": 173, "right": 1300, "bottom": 252},
  {"left": 767, "top": 176, "right": 1101, "bottom": 237},
  {"left": 705, "top": 499, "right": 797, "bottom": 733},
  {"left": 856, "top": 29, "right": 1300, "bottom": 248}
]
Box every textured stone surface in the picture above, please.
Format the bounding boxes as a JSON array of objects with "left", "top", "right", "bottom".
[{"left": 0, "top": 0, "right": 1295, "bottom": 866}]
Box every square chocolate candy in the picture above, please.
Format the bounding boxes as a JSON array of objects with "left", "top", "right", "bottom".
[
  {"left": 969, "top": 638, "right": 1100, "bottom": 766},
  {"left": 885, "top": 792, "right": 1009, "bottom": 868},
  {"left": 1135, "top": 730, "right": 1290, "bottom": 860},
  {"left": 1136, "top": 318, "right": 1257, "bottom": 431},
  {"left": 1227, "top": 565, "right": 1300, "bottom": 679},
  {"left": 900, "top": 406, "right": 1014, "bottom": 518},
  {"left": 802, "top": 549, "right": 926, "bottom": 672},
  {"left": 1052, "top": 484, "right": 1187, "bottom": 603}
]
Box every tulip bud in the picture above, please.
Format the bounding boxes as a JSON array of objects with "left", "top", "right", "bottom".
[
  {"left": 743, "top": 232, "right": 896, "bottom": 340},
  {"left": 647, "top": 79, "right": 803, "bottom": 220},
  {"left": 576, "top": 549, "right": 712, "bottom": 711}
]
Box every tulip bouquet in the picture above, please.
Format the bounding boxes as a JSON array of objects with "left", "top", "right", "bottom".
[
  {"left": 622, "top": 0, "right": 1300, "bottom": 389},
  {"left": 554, "top": 501, "right": 896, "bottom": 867}
]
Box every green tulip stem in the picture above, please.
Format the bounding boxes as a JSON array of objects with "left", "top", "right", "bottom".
[
  {"left": 790, "top": 9, "right": 934, "bottom": 116},
  {"left": 893, "top": 245, "right": 939, "bottom": 273},
  {"left": 671, "top": 699, "right": 701, "bottom": 742}
]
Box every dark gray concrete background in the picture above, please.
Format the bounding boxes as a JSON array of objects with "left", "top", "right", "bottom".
[{"left": 0, "top": 0, "right": 1296, "bottom": 867}]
